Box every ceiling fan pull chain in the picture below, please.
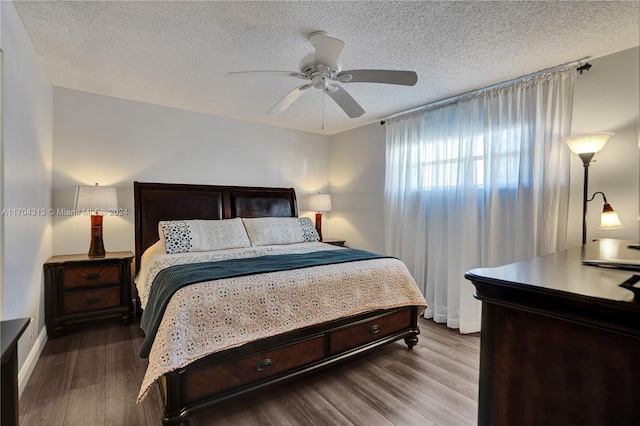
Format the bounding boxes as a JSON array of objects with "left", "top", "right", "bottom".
[{"left": 322, "top": 89, "right": 326, "bottom": 130}]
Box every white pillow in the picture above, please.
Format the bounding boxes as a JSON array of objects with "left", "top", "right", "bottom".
[
  {"left": 242, "top": 217, "right": 320, "bottom": 246},
  {"left": 158, "top": 218, "right": 251, "bottom": 254}
]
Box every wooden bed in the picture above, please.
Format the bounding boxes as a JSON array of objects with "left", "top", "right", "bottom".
[{"left": 134, "top": 181, "right": 422, "bottom": 426}]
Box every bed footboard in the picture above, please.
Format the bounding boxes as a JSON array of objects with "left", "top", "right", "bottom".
[{"left": 159, "top": 306, "right": 420, "bottom": 426}]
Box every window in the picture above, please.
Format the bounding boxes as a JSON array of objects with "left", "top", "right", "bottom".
[{"left": 416, "top": 126, "right": 529, "bottom": 190}]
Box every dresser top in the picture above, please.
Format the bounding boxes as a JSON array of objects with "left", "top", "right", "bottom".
[
  {"left": 466, "top": 239, "right": 640, "bottom": 336},
  {"left": 1, "top": 318, "right": 30, "bottom": 363},
  {"left": 466, "top": 239, "right": 640, "bottom": 304},
  {"left": 45, "top": 251, "right": 134, "bottom": 265}
]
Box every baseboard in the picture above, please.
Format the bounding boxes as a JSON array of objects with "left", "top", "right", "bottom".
[{"left": 18, "top": 325, "right": 48, "bottom": 398}]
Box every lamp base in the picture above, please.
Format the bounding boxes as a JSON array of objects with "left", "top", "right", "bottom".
[
  {"left": 88, "top": 215, "right": 106, "bottom": 258},
  {"left": 315, "top": 212, "right": 323, "bottom": 242}
]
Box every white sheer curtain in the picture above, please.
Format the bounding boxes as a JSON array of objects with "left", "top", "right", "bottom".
[{"left": 384, "top": 67, "right": 576, "bottom": 333}]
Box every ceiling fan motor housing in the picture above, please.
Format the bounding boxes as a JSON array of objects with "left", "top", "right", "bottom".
[{"left": 299, "top": 53, "right": 342, "bottom": 87}]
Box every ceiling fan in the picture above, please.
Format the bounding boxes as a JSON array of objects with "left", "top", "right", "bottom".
[{"left": 226, "top": 31, "right": 418, "bottom": 119}]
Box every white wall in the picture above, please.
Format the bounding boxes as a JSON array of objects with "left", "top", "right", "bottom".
[
  {"left": 1, "top": 3, "right": 4, "bottom": 324},
  {"left": 329, "top": 122, "right": 386, "bottom": 253},
  {"left": 329, "top": 47, "right": 640, "bottom": 253},
  {"left": 52, "top": 88, "right": 331, "bottom": 256},
  {"left": 1, "top": 0, "right": 53, "bottom": 381},
  {"left": 568, "top": 47, "right": 640, "bottom": 246}
]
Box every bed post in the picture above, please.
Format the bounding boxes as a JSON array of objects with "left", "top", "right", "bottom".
[
  {"left": 161, "top": 372, "right": 190, "bottom": 426},
  {"left": 403, "top": 306, "right": 420, "bottom": 349}
]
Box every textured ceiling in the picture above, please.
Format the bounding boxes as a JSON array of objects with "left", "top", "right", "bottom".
[{"left": 13, "top": 0, "right": 640, "bottom": 135}]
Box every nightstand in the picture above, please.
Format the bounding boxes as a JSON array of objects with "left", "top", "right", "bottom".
[
  {"left": 322, "top": 238, "right": 346, "bottom": 247},
  {"left": 44, "top": 251, "right": 133, "bottom": 337}
]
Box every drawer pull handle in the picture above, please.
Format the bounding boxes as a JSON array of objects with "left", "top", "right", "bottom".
[
  {"left": 86, "top": 297, "right": 102, "bottom": 305},
  {"left": 255, "top": 359, "right": 273, "bottom": 372},
  {"left": 370, "top": 324, "right": 381, "bottom": 334},
  {"left": 86, "top": 273, "right": 100, "bottom": 280}
]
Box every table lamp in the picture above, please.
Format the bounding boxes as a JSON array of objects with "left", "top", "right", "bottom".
[
  {"left": 309, "top": 193, "right": 332, "bottom": 242},
  {"left": 75, "top": 183, "right": 118, "bottom": 257}
]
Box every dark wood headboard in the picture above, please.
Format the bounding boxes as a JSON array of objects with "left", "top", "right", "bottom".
[{"left": 133, "top": 182, "right": 298, "bottom": 272}]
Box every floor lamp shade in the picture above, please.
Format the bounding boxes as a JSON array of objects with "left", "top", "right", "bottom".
[
  {"left": 309, "top": 194, "right": 332, "bottom": 242},
  {"left": 599, "top": 201, "right": 623, "bottom": 229},
  {"left": 75, "top": 184, "right": 118, "bottom": 257},
  {"left": 564, "top": 132, "right": 614, "bottom": 155}
]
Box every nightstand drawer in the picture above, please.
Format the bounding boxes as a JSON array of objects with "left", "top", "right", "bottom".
[
  {"left": 63, "top": 288, "right": 121, "bottom": 313},
  {"left": 64, "top": 265, "right": 120, "bottom": 289}
]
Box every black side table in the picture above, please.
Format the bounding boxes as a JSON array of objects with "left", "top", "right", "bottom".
[
  {"left": 1, "top": 317, "right": 30, "bottom": 426},
  {"left": 44, "top": 251, "right": 133, "bottom": 336},
  {"left": 322, "top": 238, "right": 346, "bottom": 247}
]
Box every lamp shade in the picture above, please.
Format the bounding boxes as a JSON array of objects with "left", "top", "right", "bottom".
[
  {"left": 564, "top": 132, "right": 614, "bottom": 155},
  {"left": 599, "top": 203, "right": 623, "bottom": 229},
  {"left": 309, "top": 194, "right": 332, "bottom": 212},
  {"left": 75, "top": 184, "right": 118, "bottom": 214}
]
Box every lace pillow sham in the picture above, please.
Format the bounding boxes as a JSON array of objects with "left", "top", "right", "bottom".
[
  {"left": 242, "top": 217, "right": 319, "bottom": 246},
  {"left": 158, "top": 218, "right": 251, "bottom": 254}
]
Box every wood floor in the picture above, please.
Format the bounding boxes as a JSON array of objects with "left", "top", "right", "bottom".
[{"left": 19, "top": 317, "right": 480, "bottom": 426}]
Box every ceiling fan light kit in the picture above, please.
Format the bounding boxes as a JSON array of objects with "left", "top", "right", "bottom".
[{"left": 226, "top": 31, "right": 418, "bottom": 123}]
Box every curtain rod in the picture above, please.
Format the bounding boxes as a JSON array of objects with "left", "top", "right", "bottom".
[{"left": 381, "top": 57, "right": 591, "bottom": 123}]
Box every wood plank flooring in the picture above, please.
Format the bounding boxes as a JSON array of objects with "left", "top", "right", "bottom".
[{"left": 19, "top": 317, "right": 479, "bottom": 426}]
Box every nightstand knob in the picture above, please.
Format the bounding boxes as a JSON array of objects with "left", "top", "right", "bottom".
[
  {"left": 370, "top": 324, "right": 381, "bottom": 334},
  {"left": 255, "top": 359, "right": 273, "bottom": 372},
  {"left": 86, "top": 273, "right": 100, "bottom": 280},
  {"left": 86, "top": 297, "right": 102, "bottom": 305}
]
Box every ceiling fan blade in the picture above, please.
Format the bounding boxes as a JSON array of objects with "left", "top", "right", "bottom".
[
  {"left": 226, "top": 71, "right": 307, "bottom": 79},
  {"left": 267, "top": 84, "right": 313, "bottom": 115},
  {"left": 311, "top": 33, "right": 345, "bottom": 70},
  {"left": 325, "top": 85, "right": 365, "bottom": 118},
  {"left": 336, "top": 70, "right": 418, "bottom": 86}
]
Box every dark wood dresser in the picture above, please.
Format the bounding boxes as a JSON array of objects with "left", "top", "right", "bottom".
[
  {"left": 465, "top": 239, "right": 640, "bottom": 426},
  {"left": 44, "top": 251, "right": 133, "bottom": 336},
  {"left": 1, "top": 318, "right": 29, "bottom": 426}
]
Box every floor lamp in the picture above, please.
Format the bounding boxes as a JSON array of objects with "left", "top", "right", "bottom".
[{"left": 564, "top": 132, "right": 622, "bottom": 244}]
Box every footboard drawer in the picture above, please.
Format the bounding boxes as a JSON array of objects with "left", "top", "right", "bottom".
[
  {"left": 183, "top": 335, "right": 324, "bottom": 403},
  {"left": 329, "top": 307, "right": 412, "bottom": 354}
]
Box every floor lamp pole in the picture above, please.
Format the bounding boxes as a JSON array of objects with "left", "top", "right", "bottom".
[{"left": 579, "top": 152, "right": 595, "bottom": 245}]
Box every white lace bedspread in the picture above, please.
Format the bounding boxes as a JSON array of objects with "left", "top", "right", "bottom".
[{"left": 136, "top": 242, "right": 427, "bottom": 402}]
